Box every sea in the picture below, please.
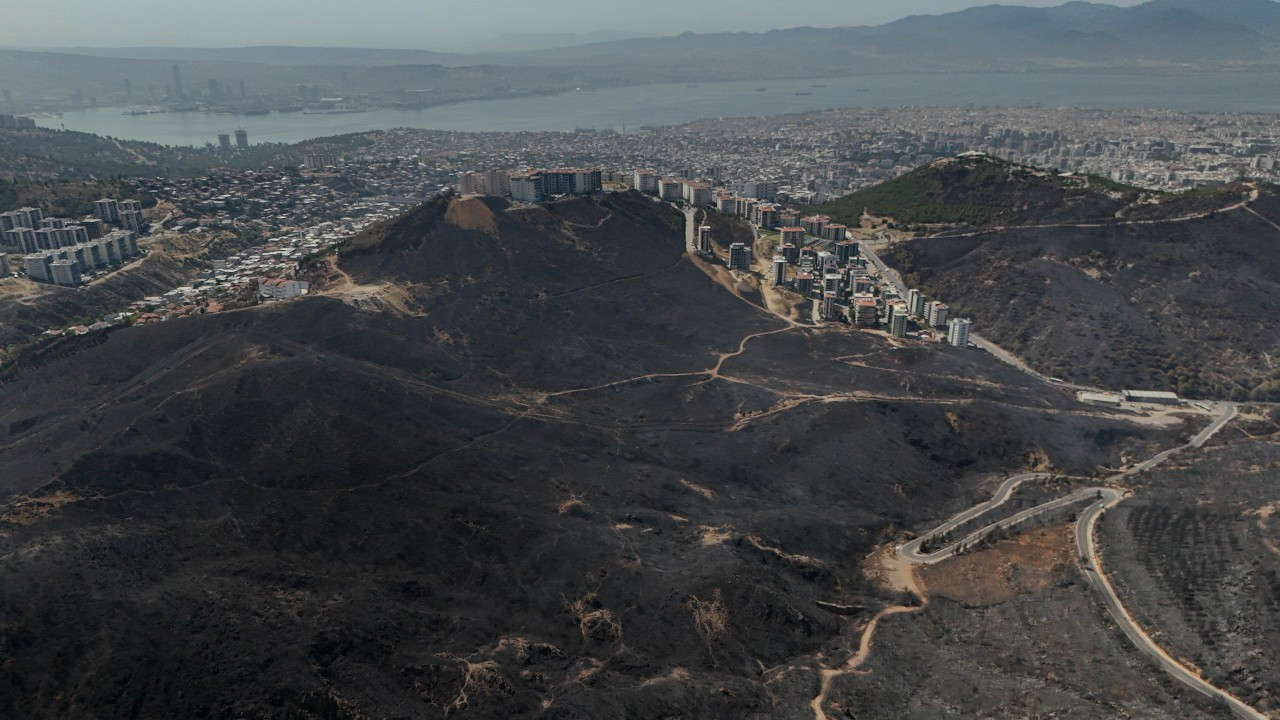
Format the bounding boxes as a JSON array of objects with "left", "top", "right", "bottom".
[{"left": 34, "top": 71, "right": 1280, "bottom": 147}]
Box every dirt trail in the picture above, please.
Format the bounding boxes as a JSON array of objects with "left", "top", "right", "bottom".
[{"left": 810, "top": 548, "right": 926, "bottom": 720}]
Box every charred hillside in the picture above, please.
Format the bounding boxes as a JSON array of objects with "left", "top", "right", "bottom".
[
  {"left": 885, "top": 185, "right": 1280, "bottom": 398},
  {"left": 0, "top": 191, "right": 1184, "bottom": 719}
]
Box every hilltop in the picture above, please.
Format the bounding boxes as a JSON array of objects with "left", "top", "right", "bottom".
[
  {"left": 882, "top": 177, "right": 1280, "bottom": 398},
  {"left": 805, "top": 154, "right": 1223, "bottom": 229},
  {"left": 0, "top": 190, "right": 1193, "bottom": 719}
]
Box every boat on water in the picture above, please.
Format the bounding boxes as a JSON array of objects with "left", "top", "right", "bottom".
[
  {"left": 796, "top": 91, "right": 813, "bottom": 96},
  {"left": 856, "top": 88, "right": 871, "bottom": 93},
  {"left": 755, "top": 87, "right": 767, "bottom": 92}
]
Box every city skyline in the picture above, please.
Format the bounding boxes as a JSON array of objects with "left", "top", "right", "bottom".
[{"left": 2, "top": 0, "right": 1150, "bottom": 52}]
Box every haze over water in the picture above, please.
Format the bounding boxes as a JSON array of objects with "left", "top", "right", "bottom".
[{"left": 37, "top": 71, "right": 1280, "bottom": 146}]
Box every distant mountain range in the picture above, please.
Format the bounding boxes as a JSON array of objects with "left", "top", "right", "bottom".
[{"left": 5, "top": 0, "right": 1280, "bottom": 110}]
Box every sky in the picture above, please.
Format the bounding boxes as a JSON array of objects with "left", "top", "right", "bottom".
[{"left": 3, "top": 0, "right": 1149, "bottom": 51}]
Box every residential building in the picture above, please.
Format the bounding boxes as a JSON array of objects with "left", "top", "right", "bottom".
[
  {"left": 235, "top": 129, "right": 249, "bottom": 148},
  {"left": 796, "top": 272, "right": 814, "bottom": 295},
  {"left": 218, "top": 133, "right": 232, "bottom": 150},
  {"left": 484, "top": 169, "right": 511, "bottom": 197},
  {"left": 728, "top": 242, "right": 751, "bottom": 271},
  {"left": 457, "top": 171, "right": 483, "bottom": 194},
  {"left": 0, "top": 253, "right": 9, "bottom": 278},
  {"left": 823, "top": 272, "right": 842, "bottom": 294},
  {"left": 927, "top": 301, "right": 949, "bottom": 329},
  {"left": 657, "top": 179, "right": 683, "bottom": 202},
  {"left": 6, "top": 228, "right": 37, "bottom": 253},
  {"left": 683, "top": 182, "right": 712, "bottom": 207},
  {"left": 801, "top": 215, "right": 828, "bottom": 237},
  {"left": 571, "top": 169, "right": 602, "bottom": 195},
  {"left": 781, "top": 243, "right": 799, "bottom": 265},
  {"left": 304, "top": 153, "right": 339, "bottom": 170},
  {"left": 633, "top": 170, "right": 659, "bottom": 195},
  {"left": 715, "top": 194, "right": 736, "bottom": 214},
  {"left": 751, "top": 203, "right": 779, "bottom": 229},
  {"left": 697, "top": 225, "right": 713, "bottom": 255},
  {"left": 824, "top": 224, "right": 848, "bottom": 242},
  {"left": 94, "top": 198, "right": 121, "bottom": 224},
  {"left": 890, "top": 312, "right": 909, "bottom": 338},
  {"left": 835, "top": 241, "right": 859, "bottom": 265},
  {"left": 118, "top": 200, "right": 145, "bottom": 233},
  {"left": 772, "top": 255, "right": 787, "bottom": 286},
  {"left": 780, "top": 227, "right": 805, "bottom": 246},
  {"left": 731, "top": 181, "right": 778, "bottom": 201},
  {"left": 23, "top": 253, "right": 52, "bottom": 283},
  {"left": 50, "top": 259, "right": 81, "bottom": 287},
  {"left": 510, "top": 174, "right": 543, "bottom": 203},
  {"left": 821, "top": 291, "right": 839, "bottom": 320},
  {"left": 854, "top": 297, "right": 878, "bottom": 326},
  {"left": 907, "top": 289, "right": 926, "bottom": 317},
  {"left": 947, "top": 318, "right": 971, "bottom": 347},
  {"left": 258, "top": 278, "right": 311, "bottom": 299}
]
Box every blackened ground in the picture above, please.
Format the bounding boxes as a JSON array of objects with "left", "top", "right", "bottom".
[
  {"left": 885, "top": 186, "right": 1280, "bottom": 399},
  {"left": 0, "top": 192, "right": 1190, "bottom": 719}
]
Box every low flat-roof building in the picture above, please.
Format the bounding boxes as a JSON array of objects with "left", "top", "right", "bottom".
[
  {"left": 1079, "top": 392, "right": 1124, "bottom": 408},
  {"left": 1122, "top": 390, "right": 1181, "bottom": 405}
]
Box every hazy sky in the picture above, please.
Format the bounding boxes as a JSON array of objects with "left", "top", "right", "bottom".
[{"left": 3, "top": 0, "right": 1150, "bottom": 51}]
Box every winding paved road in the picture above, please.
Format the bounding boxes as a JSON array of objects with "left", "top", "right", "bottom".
[{"left": 898, "top": 403, "right": 1266, "bottom": 720}]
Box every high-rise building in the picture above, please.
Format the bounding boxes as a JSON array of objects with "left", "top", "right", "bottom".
[
  {"left": 235, "top": 129, "right": 249, "bottom": 149},
  {"left": 835, "top": 241, "right": 859, "bottom": 265},
  {"left": 772, "top": 256, "right": 787, "bottom": 286},
  {"left": 697, "top": 225, "right": 713, "bottom": 255},
  {"left": 728, "top": 242, "right": 750, "bottom": 271},
  {"left": 683, "top": 182, "right": 712, "bottom": 207},
  {"left": 907, "top": 289, "right": 926, "bottom": 318},
  {"left": 50, "top": 259, "right": 81, "bottom": 287},
  {"left": 510, "top": 174, "right": 543, "bottom": 203},
  {"left": 0, "top": 253, "right": 9, "bottom": 278},
  {"left": 5, "top": 228, "right": 37, "bottom": 253},
  {"left": 483, "top": 169, "right": 511, "bottom": 197},
  {"left": 34, "top": 228, "right": 59, "bottom": 250},
  {"left": 9, "top": 207, "right": 42, "bottom": 229},
  {"left": 927, "top": 301, "right": 949, "bottom": 329},
  {"left": 796, "top": 272, "right": 814, "bottom": 295},
  {"left": 780, "top": 227, "right": 805, "bottom": 247},
  {"left": 781, "top": 243, "right": 799, "bottom": 265},
  {"left": 457, "top": 171, "right": 483, "bottom": 195},
  {"left": 570, "top": 169, "right": 602, "bottom": 195},
  {"left": 94, "top": 198, "right": 120, "bottom": 224},
  {"left": 218, "top": 133, "right": 232, "bottom": 150},
  {"left": 801, "top": 215, "right": 828, "bottom": 237},
  {"left": 854, "top": 297, "right": 878, "bottom": 326},
  {"left": 657, "top": 179, "right": 683, "bottom": 202},
  {"left": 947, "top": 318, "right": 972, "bottom": 347},
  {"left": 632, "top": 170, "right": 659, "bottom": 195},
  {"left": 821, "top": 291, "right": 839, "bottom": 320},
  {"left": 118, "top": 200, "right": 145, "bottom": 234},
  {"left": 304, "top": 153, "right": 339, "bottom": 170},
  {"left": 890, "top": 312, "right": 909, "bottom": 338},
  {"left": 823, "top": 272, "right": 842, "bottom": 294},
  {"left": 23, "top": 253, "right": 52, "bottom": 283}
]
